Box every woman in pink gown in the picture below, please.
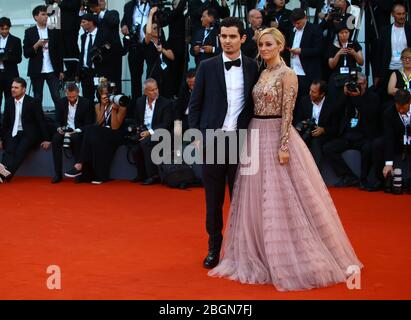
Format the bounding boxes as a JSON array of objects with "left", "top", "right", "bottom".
[{"left": 208, "top": 28, "right": 363, "bottom": 291}]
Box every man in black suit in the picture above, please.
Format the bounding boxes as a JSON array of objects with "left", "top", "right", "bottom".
[
  {"left": 23, "top": 5, "right": 64, "bottom": 109},
  {"left": 188, "top": 17, "right": 259, "bottom": 269},
  {"left": 288, "top": 8, "right": 323, "bottom": 110},
  {"left": 56, "top": 0, "right": 82, "bottom": 81},
  {"left": 51, "top": 83, "right": 94, "bottom": 183},
  {"left": 241, "top": 9, "right": 263, "bottom": 59},
  {"left": 77, "top": 13, "right": 113, "bottom": 105},
  {"left": 375, "top": 3, "right": 411, "bottom": 99},
  {"left": 190, "top": 8, "right": 222, "bottom": 67},
  {"left": 0, "top": 78, "right": 51, "bottom": 182},
  {"left": 131, "top": 78, "right": 173, "bottom": 185},
  {"left": 323, "top": 73, "right": 381, "bottom": 188},
  {"left": 175, "top": 68, "right": 196, "bottom": 135},
  {"left": 89, "top": 0, "right": 123, "bottom": 92},
  {"left": 121, "top": 0, "right": 155, "bottom": 99},
  {"left": 0, "top": 17, "right": 22, "bottom": 108},
  {"left": 294, "top": 80, "right": 340, "bottom": 168}
]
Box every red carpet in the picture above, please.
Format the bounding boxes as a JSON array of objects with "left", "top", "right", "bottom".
[{"left": 0, "top": 177, "right": 410, "bottom": 300}]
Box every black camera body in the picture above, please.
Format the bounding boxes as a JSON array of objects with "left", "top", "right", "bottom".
[
  {"left": 346, "top": 70, "right": 361, "bottom": 93},
  {"left": 295, "top": 118, "right": 317, "bottom": 143},
  {"left": 0, "top": 48, "right": 11, "bottom": 61},
  {"left": 89, "top": 42, "right": 111, "bottom": 65},
  {"left": 330, "top": 4, "right": 344, "bottom": 21},
  {"left": 126, "top": 124, "right": 148, "bottom": 141}
]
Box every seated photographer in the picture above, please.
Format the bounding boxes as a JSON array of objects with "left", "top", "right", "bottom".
[
  {"left": 51, "top": 83, "right": 94, "bottom": 184},
  {"left": 190, "top": 8, "right": 221, "bottom": 67},
  {"left": 323, "top": 73, "right": 381, "bottom": 188},
  {"left": 64, "top": 81, "right": 127, "bottom": 184},
  {"left": 387, "top": 48, "right": 411, "bottom": 97},
  {"left": 175, "top": 68, "right": 196, "bottom": 136},
  {"left": 382, "top": 89, "right": 411, "bottom": 194},
  {"left": 130, "top": 78, "right": 173, "bottom": 185},
  {"left": 327, "top": 22, "right": 363, "bottom": 106},
  {"left": 0, "top": 78, "right": 51, "bottom": 183},
  {"left": 143, "top": 7, "right": 175, "bottom": 98},
  {"left": 294, "top": 80, "right": 340, "bottom": 168}
]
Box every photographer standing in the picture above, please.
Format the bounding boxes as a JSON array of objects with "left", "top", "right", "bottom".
[
  {"left": 65, "top": 81, "right": 127, "bottom": 184},
  {"left": 0, "top": 17, "right": 22, "bottom": 108},
  {"left": 323, "top": 73, "right": 381, "bottom": 188},
  {"left": 51, "top": 83, "right": 94, "bottom": 183},
  {"left": 121, "top": 0, "right": 154, "bottom": 99},
  {"left": 23, "top": 5, "right": 64, "bottom": 109}
]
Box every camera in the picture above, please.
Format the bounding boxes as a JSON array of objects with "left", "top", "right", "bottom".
[
  {"left": 329, "top": 4, "right": 343, "bottom": 21},
  {"left": 109, "top": 94, "right": 130, "bottom": 107},
  {"left": 346, "top": 70, "right": 361, "bottom": 93},
  {"left": 295, "top": 118, "right": 317, "bottom": 143},
  {"left": 126, "top": 124, "right": 148, "bottom": 141},
  {"left": 60, "top": 126, "right": 74, "bottom": 149},
  {"left": 89, "top": 42, "right": 111, "bottom": 64},
  {"left": 384, "top": 168, "right": 403, "bottom": 194},
  {"left": 0, "top": 48, "right": 11, "bottom": 61}
]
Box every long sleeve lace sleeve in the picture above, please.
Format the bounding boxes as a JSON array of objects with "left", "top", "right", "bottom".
[{"left": 280, "top": 69, "right": 298, "bottom": 152}]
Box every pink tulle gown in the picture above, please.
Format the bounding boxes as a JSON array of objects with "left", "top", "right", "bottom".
[{"left": 208, "top": 61, "right": 363, "bottom": 292}]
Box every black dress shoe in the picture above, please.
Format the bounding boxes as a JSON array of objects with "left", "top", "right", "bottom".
[
  {"left": 203, "top": 252, "right": 220, "bottom": 269},
  {"left": 335, "top": 175, "right": 360, "bottom": 188},
  {"left": 131, "top": 176, "right": 145, "bottom": 183},
  {"left": 141, "top": 176, "right": 160, "bottom": 185},
  {"left": 51, "top": 175, "right": 62, "bottom": 184}
]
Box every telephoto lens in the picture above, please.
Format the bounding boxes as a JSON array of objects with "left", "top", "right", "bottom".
[
  {"left": 109, "top": 94, "right": 130, "bottom": 107},
  {"left": 392, "top": 168, "right": 403, "bottom": 195}
]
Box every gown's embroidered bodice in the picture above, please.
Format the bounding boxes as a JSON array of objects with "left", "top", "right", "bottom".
[{"left": 252, "top": 61, "right": 298, "bottom": 152}]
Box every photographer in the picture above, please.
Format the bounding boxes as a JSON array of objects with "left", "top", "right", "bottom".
[
  {"left": 51, "top": 83, "right": 94, "bottom": 183},
  {"left": 241, "top": 9, "right": 263, "bottom": 59},
  {"left": 294, "top": 80, "right": 341, "bottom": 168},
  {"left": 327, "top": 22, "right": 363, "bottom": 105},
  {"left": 263, "top": 0, "right": 292, "bottom": 41},
  {"left": 65, "top": 81, "right": 127, "bottom": 184},
  {"left": 323, "top": 73, "right": 381, "bottom": 188},
  {"left": 23, "top": 5, "right": 64, "bottom": 109},
  {"left": 190, "top": 8, "right": 221, "bottom": 67},
  {"left": 88, "top": 0, "right": 123, "bottom": 92},
  {"left": 130, "top": 78, "right": 173, "bottom": 185},
  {"left": 143, "top": 7, "right": 175, "bottom": 98},
  {"left": 382, "top": 89, "right": 411, "bottom": 194},
  {"left": 388, "top": 48, "right": 411, "bottom": 98},
  {"left": 175, "top": 68, "right": 196, "bottom": 135},
  {"left": 121, "top": 0, "right": 154, "bottom": 99},
  {"left": 0, "top": 17, "right": 22, "bottom": 108},
  {"left": 77, "top": 13, "right": 113, "bottom": 105}
]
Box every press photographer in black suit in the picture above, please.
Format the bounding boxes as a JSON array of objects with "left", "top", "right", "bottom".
[
  {"left": 131, "top": 78, "right": 173, "bottom": 185},
  {"left": 23, "top": 5, "right": 64, "bottom": 109},
  {"left": 175, "top": 68, "right": 196, "bottom": 135},
  {"left": 241, "top": 9, "right": 263, "bottom": 59},
  {"left": 77, "top": 13, "right": 113, "bottom": 105},
  {"left": 0, "top": 17, "right": 22, "bottom": 108},
  {"left": 51, "top": 83, "right": 94, "bottom": 183},
  {"left": 294, "top": 80, "right": 340, "bottom": 168},
  {"left": 0, "top": 78, "right": 51, "bottom": 182}
]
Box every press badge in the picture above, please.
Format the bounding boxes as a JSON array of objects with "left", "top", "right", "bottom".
[
  {"left": 404, "top": 134, "right": 411, "bottom": 145},
  {"left": 340, "top": 67, "right": 350, "bottom": 74},
  {"left": 350, "top": 118, "right": 359, "bottom": 128},
  {"left": 93, "top": 77, "right": 99, "bottom": 86},
  {"left": 160, "top": 61, "right": 168, "bottom": 70}
]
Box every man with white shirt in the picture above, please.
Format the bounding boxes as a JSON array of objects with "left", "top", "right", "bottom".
[
  {"left": 23, "top": 5, "right": 64, "bottom": 110},
  {"left": 288, "top": 8, "right": 323, "bottom": 110},
  {"left": 0, "top": 78, "right": 51, "bottom": 182},
  {"left": 131, "top": 78, "right": 173, "bottom": 185},
  {"left": 188, "top": 17, "right": 259, "bottom": 269},
  {"left": 376, "top": 3, "right": 411, "bottom": 99},
  {"left": 0, "top": 17, "right": 22, "bottom": 108}
]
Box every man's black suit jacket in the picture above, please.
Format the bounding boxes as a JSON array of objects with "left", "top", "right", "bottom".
[
  {"left": 55, "top": 96, "right": 95, "bottom": 131},
  {"left": 1, "top": 34, "right": 22, "bottom": 78},
  {"left": 383, "top": 104, "right": 409, "bottom": 162},
  {"left": 134, "top": 95, "right": 173, "bottom": 132}
]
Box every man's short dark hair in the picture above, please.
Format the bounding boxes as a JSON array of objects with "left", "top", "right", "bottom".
[
  {"left": 81, "top": 13, "right": 98, "bottom": 25},
  {"left": 290, "top": 8, "right": 306, "bottom": 23},
  {"left": 13, "top": 77, "right": 27, "bottom": 88},
  {"left": 0, "top": 17, "right": 11, "bottom": 28},
  {"left": 65, "top": 82, "right": 79, "bottom": 92},
  {"left": 186, "top": 68, "right": 196, "bottom": 79},
  {"left": 32, "top": 5, "right": 48, "bottom": 18},
  {"left": 204, "top": 8, "right": 218, "bottom": 21},
  {"left": 311, "top": 80, "right": 328, "bottom": 95},
  {"left": 219, "top": 17, "right": 245, "bottom": 37},
  {"left": 394, "top": 89, "right": 411, "bottom": 105}
]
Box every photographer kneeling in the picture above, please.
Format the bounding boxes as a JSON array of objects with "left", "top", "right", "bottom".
[
  {"left": 64, "top": 81, "right": 127, "bottom": 184},
  {"left": 323, "top": 73, "right": 381, "bottom": 188},
  {"left": 51, "top": 83, "right": 94, "bottom": 183},
  {"left": 294, "top": 80, "right": 340, "bottom": 168}
]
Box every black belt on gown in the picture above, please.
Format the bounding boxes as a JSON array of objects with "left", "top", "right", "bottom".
[{"left": 253, "top": 114, "right": 282, "bottom": 119}]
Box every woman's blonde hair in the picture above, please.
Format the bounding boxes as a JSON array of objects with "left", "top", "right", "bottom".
[
  {"left": 401, "top": 47, "right": 411, "bottom": 58},
  {"left": 256, "top": 27, "right": 286, "bottom": 52}
]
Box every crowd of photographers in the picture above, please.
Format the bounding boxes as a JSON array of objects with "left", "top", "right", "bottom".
[{"left": 0, "top": 0, "right": 410, "bottom": 194}]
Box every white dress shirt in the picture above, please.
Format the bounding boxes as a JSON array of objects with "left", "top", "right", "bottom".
[
  {"left": 390, "top": 24, "right": 407, "bottom": 70},
  {"left": 133, "top": 1, "right": 151, "bottom": 43},
  {"left": 144, "top": 98, "right": 156, "bottom": 135},
  {"left": 256, "top": 0, "right": 266, "bottom": 10},
  {"left": 37, "top": 26, "right": 54, "bottom": 73},
  {"left": 83, "top": 27, "right": 98, "bottom": 68},
  {"left": 12, "top": 95, "right": 25, "bottom": 137},
  {"left": 291, "top": 25, "right": 306, "bottom": 76},
  {"left": 99, "top": 10, "right": 106, "bottom": 21},
  {"left": 311, "top": 97, "right": 326, "bottom": 125},
  {"left": 222, "top": 53, "right": 245, "bottom": 131},
  {"left": 67, "top": 99, "right": 79, "bottom": 129},
  {"left": 0, "top": 34, "right": 9, "bottom": 70}
]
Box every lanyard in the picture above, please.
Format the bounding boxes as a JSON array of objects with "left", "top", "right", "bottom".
[
  {"left": 104, "top": 105, "right": 112, "bottom": 127},
  {"left": 400, "top": 69, "right": 411, "bottom": 92},
  {"left": 203, "top": 28, "right": 213, "bottom": 45}
]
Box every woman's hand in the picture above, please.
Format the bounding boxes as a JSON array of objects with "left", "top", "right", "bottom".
[{"left": 278, "top": 150, "right": 289, "bottom": 165}]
